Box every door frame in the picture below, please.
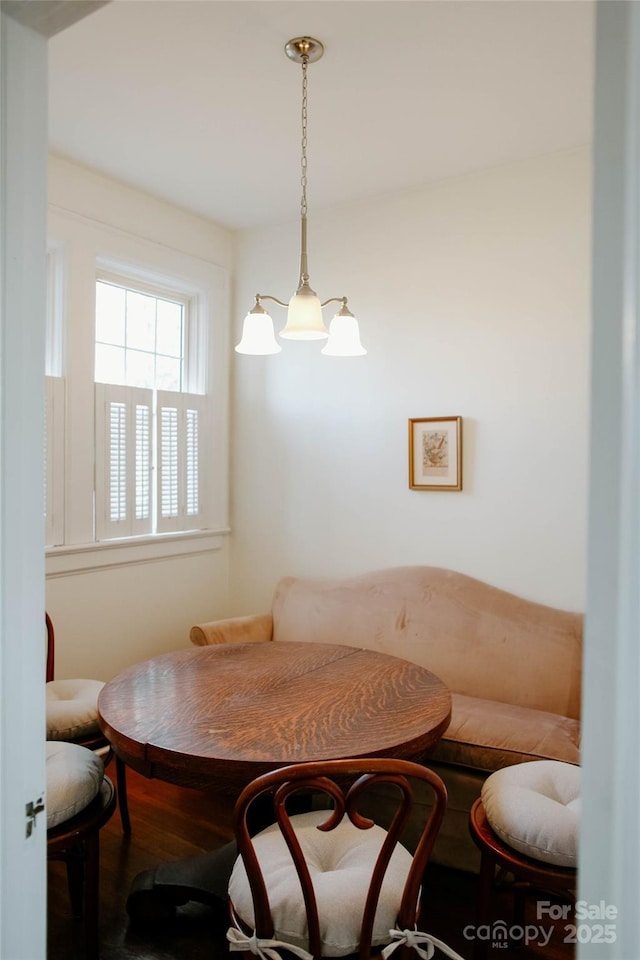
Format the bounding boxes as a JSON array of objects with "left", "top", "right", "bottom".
[
  {"left": 1, "top": 1, "right": 639, "bottom": 956},
  {"left": 579, "top": 3, "right": 640, "bottom": 956},
  {"left": 0, "top": 11, "right": 48, "bottom": 959}
]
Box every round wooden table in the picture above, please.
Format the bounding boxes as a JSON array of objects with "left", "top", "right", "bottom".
[{"left": 98, "top": 641, "right": 451, "bottom": 920}]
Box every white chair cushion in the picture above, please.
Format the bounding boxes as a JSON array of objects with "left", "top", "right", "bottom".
[
  {"left": 481, "top": 760, "right": 580, "bottom": 868},
  {"left": 46, "top": 741, "right": 104, "bottom": 829},
  {"left": 46, "top": 678, "right": 104, "bottom": 740},
  {"left": 229, "top": 809, "right": 413, "bottom": 957}
]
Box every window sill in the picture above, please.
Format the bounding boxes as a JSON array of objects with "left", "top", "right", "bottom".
[{"left": 45, "top": 528, "right": 230, "bottom": 578}]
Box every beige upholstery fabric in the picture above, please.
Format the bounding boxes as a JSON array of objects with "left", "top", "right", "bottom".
[
  {"left": 229, "top": 809, "right": 412, "bottom": 957},
  {"left": 46, "top": 741, "right": 104, "bottom": 829},
  {"left": 271, "top": 567, "right": 583, "bottom": 718},
  {"left": 430, "top": 693, "right": 581, "bottom": 772},
  {"left": 190, "top": 613, "right": 273, "bottom": 647},
  {"left": 481, "top": 760, "right": 580, "bottom": 868},
  {"left": 46, "top": 678, "right": 104, "bottom": 740}
]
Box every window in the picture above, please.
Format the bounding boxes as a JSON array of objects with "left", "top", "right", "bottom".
[
  {"left": 94, "top": 275, "right": 207, "bottom": 541},
  {"left": 44, "top": 205, "right": 229, "bottom": 574},
  {"left": 95, "top": 279, "right": 185, "bottom": 392}
]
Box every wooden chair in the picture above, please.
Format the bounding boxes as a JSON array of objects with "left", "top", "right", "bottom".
[
  {"left": 46, "top": 612, "right": 130, "bottom": 834},
  {"left": 47, "top": 742, "right": 117, "bottom": 960},
  {"left": 226, "top": 757, "right": 465, "bottom": 960}
]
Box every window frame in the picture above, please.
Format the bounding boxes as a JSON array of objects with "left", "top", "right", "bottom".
[
  {"left": 44, "top": 245, "right": 65, "bottom": 548},
  {"left": 94, "top": 270, "right": 194, "bottom": 394},
  {"left": 45, "top": 207, "right": 230, "bottom": 577},
  {"left": 46, "top": 244, "right": 65, "bottom": 378},
  {"left": 45, "top": 375, "right": 65, "bottom": 548}
]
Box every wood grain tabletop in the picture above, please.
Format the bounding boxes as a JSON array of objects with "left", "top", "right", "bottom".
[{"left": 98, "top": 641, "right": 451, "bottom": 793}]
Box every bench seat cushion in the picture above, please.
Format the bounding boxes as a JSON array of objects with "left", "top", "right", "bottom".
[
  {"left": 356, "top": 697, "right": 579, "bottom": 873},
  {"left": 429, "top": 693, "right": 580, "bottom": 773}
]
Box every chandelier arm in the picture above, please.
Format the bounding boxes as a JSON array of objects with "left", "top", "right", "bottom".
[
  {"left": 257, "top": 294, "right": 290, "bottom": 309},
  {"left": 320, "top": 297, "right": 347, "bottom": 308}
]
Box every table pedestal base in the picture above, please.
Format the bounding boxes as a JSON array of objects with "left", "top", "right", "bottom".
[
  {"left": 126, "top": 841, "right": 237, "bottom": 923},
  {"left": 126, "top": 792, "right": 282, "bottom": 923}
]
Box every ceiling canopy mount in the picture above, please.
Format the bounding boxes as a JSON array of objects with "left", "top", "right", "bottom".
[{"left": 284, "top": 36, "right": 324, "bottom": 65}]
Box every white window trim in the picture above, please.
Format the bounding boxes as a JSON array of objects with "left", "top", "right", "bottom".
[
  {"left": 45, "top": 527, "right": 230, "bottom": 578},
  {"left": 44, "top": 246, "right": 66, "bottom": 548},
  {"left": 45, "top": 376, "right": 65, "bottom": 547},
  {"left": 46, "top": 244, "right": 65, "bottom": 377},
  {"left": 46, "top": 206, "right": 230, "bottom": 574}
]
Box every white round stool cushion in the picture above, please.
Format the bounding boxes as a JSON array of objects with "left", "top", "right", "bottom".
[
  {"left": 481, "top": 760, "right": 580, "bottom": 868},
  {"left": 46, "top": 741, "right": 104, "bottom": 830},
  {"left": 229, "top": 809, "right": 413, "bottom": 957},
  {"left": 46, "top": 678, "right": 104, "bottom": 740}
]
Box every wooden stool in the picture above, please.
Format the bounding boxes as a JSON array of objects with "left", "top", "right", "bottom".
[
  {"left": 47, "top": 742, "right": 117, "bottom": 960},
  {"left": 469, "top": 797, "right": 576, "bottom": 960}
]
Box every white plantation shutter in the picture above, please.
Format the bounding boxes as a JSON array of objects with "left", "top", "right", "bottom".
[
  {"left": 45, "top": 376, "right": 65, "bottom": 547},
  {"left": 95, "top": 384, "right": 153, "bottom": 540},
  {"left": 157, "top": 391, "right": 206, "bottom": 533},
  {"left": 160, "top": 405, "right": 179, "bottom": 520},
  {"left": 185, "top": 406, "right": 200, "bottom": 517},
  {"left": 135, "top": 403, "right": 151, "bottom": 522},
  {"left": 108, "top": 400, "right": 127, "bottom": 522}
]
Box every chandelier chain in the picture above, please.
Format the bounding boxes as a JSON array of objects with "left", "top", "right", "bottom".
[{"left": 301, "top": 56, "right": 308, "bottom": 220}]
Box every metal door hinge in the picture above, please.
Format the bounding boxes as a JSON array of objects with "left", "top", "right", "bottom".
[{"left": 26, "top": 796, "right": 44, "bottom": 837}]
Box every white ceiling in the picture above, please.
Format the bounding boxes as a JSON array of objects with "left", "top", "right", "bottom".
[{"left": 48, "top": 0, "right": 595, "bottom": 231}]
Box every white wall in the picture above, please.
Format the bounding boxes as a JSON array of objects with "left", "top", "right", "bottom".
[
  {"left": 47, "top": 147, "right": 591, "bottom": 679},
  {"left": 46, "top": 156, "right": 233, "bottom": 680},
  {"left": 231, "top": 148, "right": 591, "bottom": 614},
  {"left": 47, "top": 552, "right": 230, "bottom": 681}
]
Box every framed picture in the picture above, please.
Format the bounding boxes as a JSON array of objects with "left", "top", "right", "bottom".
[{"left": 408, "top": 416, "right": 462, "bottom": 491}]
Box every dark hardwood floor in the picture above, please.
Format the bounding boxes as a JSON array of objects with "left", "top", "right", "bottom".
[{"left": 47, "top": 766, "right": 575, "bottom": 960}]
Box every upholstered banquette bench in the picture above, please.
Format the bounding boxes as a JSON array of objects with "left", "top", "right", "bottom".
[{"left": 190, "top": 566, "right": 582, "bottom": 872}]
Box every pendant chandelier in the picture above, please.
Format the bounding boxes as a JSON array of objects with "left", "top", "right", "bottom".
[{"left": 235, "top": 37, "right": 366, "bottom": 358}]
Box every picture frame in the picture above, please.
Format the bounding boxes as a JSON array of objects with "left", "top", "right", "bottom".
[{"left": 408, "top": 416, "right": 463, "bottom": 491}]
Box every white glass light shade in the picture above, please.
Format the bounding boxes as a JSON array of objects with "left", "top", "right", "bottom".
[
  {"left": 321, "top": 310, "right": 367, "bottom": 356},
  {"left": 280, "top": 285, "right": 328, "bottom": 340},
  {"left": 235, "top": 308, "right": 281, "bottom": 355}
]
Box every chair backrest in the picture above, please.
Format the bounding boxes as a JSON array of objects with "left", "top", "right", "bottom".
[
  {"left": 231, "top": 757, "right": 447, "bottom": 960},
  {"left": 46, "top": 612, "right": 55, "bottom": 682}
]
